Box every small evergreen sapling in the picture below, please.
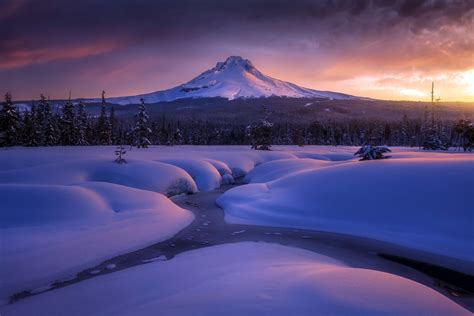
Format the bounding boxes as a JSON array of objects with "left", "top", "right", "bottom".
[
  {"left": 115, "top": 144, "right": 127, "bottom": 164},
  {"left": 354, "top": 145, "right": 391, "bottom": 161}
]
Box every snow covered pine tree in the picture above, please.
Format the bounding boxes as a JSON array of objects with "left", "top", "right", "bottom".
[
  {"left": 60, "top": 93, "right": 77, "bottom": 145},
  {"left": 76, "top": 101, "right": 88, "bottom": 145},
  {"left": 354, "top": 145, "right": 391, "bottom": 161},
  {"left": 249, "top": 105, "right": 273, "bottom": 150},
  {"left": 133, "top": 98, "right": 152, "bottom": 148},
  {"left": 37, "top": 94, "right": 58, "bottom": 146},
  {"left": 454, "top": 119, "right": 474, "bottom": 152},
  {"left": 422, "top": 122, "right": 449, "bottom": 150},
  {"left": 0, "top": 92, "right": 19, "bottom": 146},
  {"left": 98, "top": 90, "right": 112, "bottom": 145}
]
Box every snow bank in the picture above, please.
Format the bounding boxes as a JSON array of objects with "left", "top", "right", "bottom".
[
  {"left": 0, "top": 146, "right": 303, "bottom": 300},
  {"left": 0, "top": 184, "right": 110, "bottom": 227},
  {"left": 1, "top": 243, "right": 468, "bottom": 316},
  {"left": 158, "top": 158, "right": 222, "bottom": 191},
  {"left": 218, "top": 157, "right": 474, "bottom": 261},
  {"left": 0, "top": 182, "right": 193, "bottom": 300},
  {"left": 202, "top": 158, "right": 232, "bottom": 175},
  {"left": 1, "top": 146, "right": 471, "bottom": 304},
  {"left": 244, "top": 158, "right": 338, "bottom": 183},
  {"left": 207, "top": 150, "right": 295, "bottom": 177},
  {"left": 0, "top": 159, "right": 197, "bottom": 196}
]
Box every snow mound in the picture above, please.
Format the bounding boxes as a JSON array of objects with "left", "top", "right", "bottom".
[
  {"left": 0, "top": 182, "right": 193, "bottom": 300},
  {"left": 202, "top": 158, "right": 232, "bottom": 175},
  {"left": 207, "top": 150, "right": 296, "bottom": 177},
  {"left": 244, "top": 158, "right": 338, "bottom": 183},
  {"left": 1, "top": 243, "right": 468, "bottom": 315},
  {"left": 0, "top": 159, "right": 197, "bottom": 196},
  {"left": 158, "top": 158, "right": 222, "bottom": 191},
  {"left": 89, "top": 160, "right": 197, "bottom": 195},
  {"left": 0, "top": 184, "right": 110, "bottom": 227},
  {"left": 218, "top": 158, "right": 474, "bottom": 261},
  {"left": 221, "top": 173, "right": 235, "bottom": 185}
]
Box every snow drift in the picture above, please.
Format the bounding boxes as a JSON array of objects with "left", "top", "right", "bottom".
[
  {"left": 158, "top": 158, "right": 222, "bottom": 191},
  {"left": 0, "top": 146, "right": 299, "bottom": 300},
  {"left": 218, "top": 156, "right": 474, "bottom": 261},
  {"left": 0, "top": 182, "right": 193, "bottom": 300},
  {"left": 244, "top": 158, "right": 338, "bottom": 183},
  {"left": 1, "top": 243, "right": 469, "bottom": 316}
]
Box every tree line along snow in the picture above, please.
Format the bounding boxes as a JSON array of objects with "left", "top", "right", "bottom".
[{"left": 1, "top": 92, "right": 473, "bottom": 151}]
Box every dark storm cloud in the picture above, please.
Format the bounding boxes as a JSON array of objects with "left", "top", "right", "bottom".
[
  {"left": 1, "top": 0, "right": 471, "bottom": 60},
  {"left": 0, "top": 0, "right": 472, "bottom": 99}
]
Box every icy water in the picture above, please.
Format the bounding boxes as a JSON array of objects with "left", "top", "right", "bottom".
[{"left": 10, "top": 183, "right": 474, "bottom": 311}]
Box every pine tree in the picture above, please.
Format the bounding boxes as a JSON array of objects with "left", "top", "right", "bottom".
[
  {"left": 249, "top": 105, "right": 272, "bottom": 150},
  {"left": 422, "top": 82, "right": 448, "bottom": 150},
  {"left": 173, "top": 127, "right": 182, "bottom": 145},
  {"left": 248, "top": 119, "right": 272, "bottom": 150},
  {"left": 133, "top": 98, "right": 151, "bottom": 148},
  {"left": 291, "top": 126, "right": 305, "bottom": 147},
  {"left": 0, "top": 92, "right": 20, "bottom": 146},
  {"left": 398, "top": 114, "right": 410, "bottom": 146},
  {"left": 109, "top": 105, "right": 118, "bottom": 144},
  {"left": 21, "top": 104, "right": 40, "bottom": 147},
  {"left": 98, "top": 90, "right": 112, "bottom": 145},
  {"left": 60, "top": 93, "right": 76, "bottom": 145},
  {"left": 454, "top": 119, "right": 474, "bottom": 152},
  {"left": 354, "top": 145, "right": 391, "bottom": 161},
  {"left": 422, "top": 116, "right": 448, "bottom": 150},
  {"left": 36, "top": 94, "right": 57, "bottom": 146},
  {"left": 76, "top": 101, "right": 88, "bottom": 145}
]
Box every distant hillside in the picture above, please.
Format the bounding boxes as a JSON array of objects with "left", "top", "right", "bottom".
[{"left": 80, "top": 97, "right": 474, "bottom": 123}]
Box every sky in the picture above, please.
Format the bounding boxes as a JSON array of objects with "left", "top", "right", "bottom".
[{"left": 0, "top": 0, "right": 473, "bottom": 102}]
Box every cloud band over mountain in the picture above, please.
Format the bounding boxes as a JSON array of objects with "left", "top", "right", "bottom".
[{"left": 0, "top": 0, "right": 473, "bottom": 101}]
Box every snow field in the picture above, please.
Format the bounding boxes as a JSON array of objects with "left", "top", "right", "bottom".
[
  {"left": 1, "top": 145, "right": 472, "bottom": 304},
  {"left": 0, "top": 146, "right": 305, "bottom": 300},
  {"left": 0, "top": 242, "right": 469, "bottom": 316},
  {"left": 0, "top": 181, "right": 193, "bottom": 299},
  {"left": 218, "top": 151, "right": 474, "bottom": 261}
]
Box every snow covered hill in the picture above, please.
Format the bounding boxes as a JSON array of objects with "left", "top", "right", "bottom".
[{"left": 105, "top": 56, "right": 360, "bottom": 105}]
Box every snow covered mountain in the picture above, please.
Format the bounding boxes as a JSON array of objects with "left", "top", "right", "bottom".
[{"left": 106, "top": 56, "right": 360, "bottom": 105}]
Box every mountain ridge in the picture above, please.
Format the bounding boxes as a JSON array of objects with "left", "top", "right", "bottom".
[{"left": 103, "top": 56, "right": 362, "bottom": 105}]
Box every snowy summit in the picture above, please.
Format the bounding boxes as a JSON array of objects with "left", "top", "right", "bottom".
[{"left": 107, "top": 56, "right": 359, "bottom": 104}]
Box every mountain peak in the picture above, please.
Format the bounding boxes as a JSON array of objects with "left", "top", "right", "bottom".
[
  {"left": 215, "top": 56, "right": 255, "bottom": 72},
  {"left": 106, "top": 56, "right": 360, "bottom": 104}
]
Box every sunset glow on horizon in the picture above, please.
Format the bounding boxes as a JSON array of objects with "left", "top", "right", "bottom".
[{"left": 1, "top": 0, "right": 473, "bottom": 102}]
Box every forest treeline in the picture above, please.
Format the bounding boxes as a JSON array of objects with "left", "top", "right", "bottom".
[{"left": 1, "top": 92, "right": 473, "bottom": 151}]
